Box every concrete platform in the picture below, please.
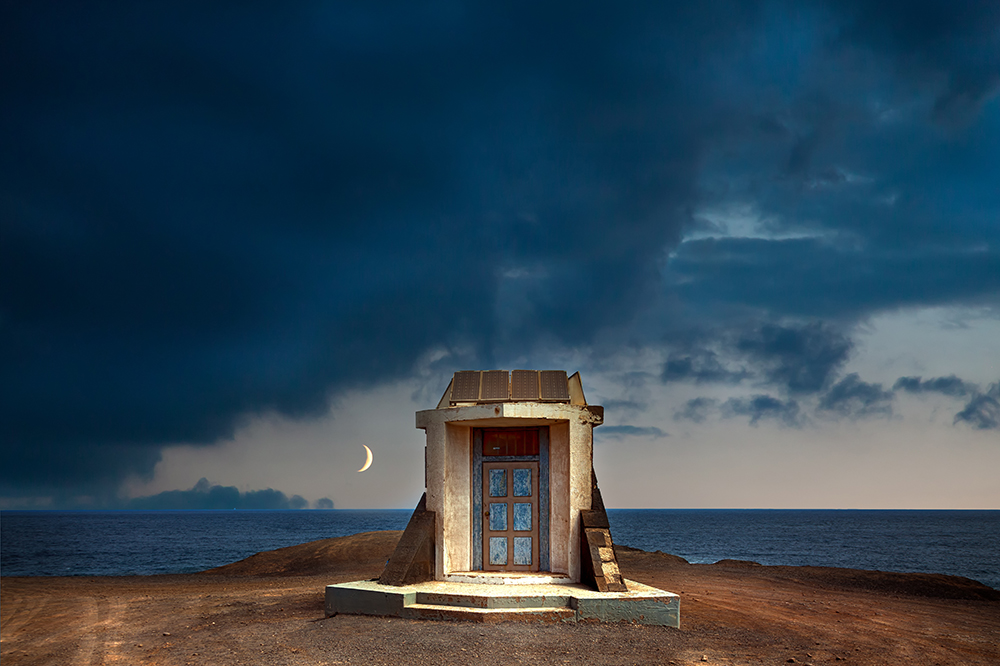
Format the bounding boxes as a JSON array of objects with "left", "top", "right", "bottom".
[
  {"left": 325, "top": 579, "right": 679, "bottom": 627},
  {"left": 441, "top": 571, "right": 573, "bottom": 585}
]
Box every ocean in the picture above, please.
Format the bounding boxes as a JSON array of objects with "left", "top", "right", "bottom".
[{"left": 1, "top": 509, "right": 998, "bottom": 589}]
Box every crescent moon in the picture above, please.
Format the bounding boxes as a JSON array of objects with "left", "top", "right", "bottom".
[{"left": 358, "top": 445, "right": 373, "bottom": 472}]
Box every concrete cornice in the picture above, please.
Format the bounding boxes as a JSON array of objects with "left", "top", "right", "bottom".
[{"left": 416, "top": 402, "right": 604, "bottom": 429}]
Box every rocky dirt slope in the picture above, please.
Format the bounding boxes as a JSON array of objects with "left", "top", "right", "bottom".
[{"left": 3, "top": 531, "right": 998, "bottom": 665}]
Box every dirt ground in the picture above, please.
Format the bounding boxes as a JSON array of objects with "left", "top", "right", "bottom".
[{"left": 3, "top": 531, "right": 999, "bottom": 665}]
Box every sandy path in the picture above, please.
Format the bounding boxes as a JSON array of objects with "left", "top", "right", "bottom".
[{"left": 3, "top": 532, "right": 998, "bottom": 665}]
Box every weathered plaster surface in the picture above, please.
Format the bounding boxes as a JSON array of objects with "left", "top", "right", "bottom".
[
  {"left": 548, "top": 421, "right": 571, "bottom": 577},
  {"left": 442, "top": 423, "right": 471, "bottom": 574},
  {"left": 568, "top": 419, "right": 593, "bottom": 582},
  {"left": 415, "top": 402, "right": 603, "bottom": 429},
  {"left": 422, "top": 422, "right": 447, "bottom": 579}
]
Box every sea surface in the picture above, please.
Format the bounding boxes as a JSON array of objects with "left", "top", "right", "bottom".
[{"left": 2, "top": 509, "right": 998, "bottom": 589}]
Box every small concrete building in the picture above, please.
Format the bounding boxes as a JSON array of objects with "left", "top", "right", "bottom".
[
  {"left": 418, "top": 369, "right": 606, "bottom": 584},
  {"left": 326, "top": 370, "right": 679, "bottom": 625}
]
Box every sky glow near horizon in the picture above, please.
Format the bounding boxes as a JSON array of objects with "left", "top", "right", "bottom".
[{"left": 2, "top": 2, "right": 1000, "bottom": 510}]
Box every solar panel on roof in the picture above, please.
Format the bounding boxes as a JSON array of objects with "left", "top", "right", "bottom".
[
  {"left": 511, "top": 370, "right": 539, "bottom": 401},
  {"left": 451, "top": 371, "right": 481, "bottom": 402},
  {"left": 539, "top": 370, "right": 570, "bottom": 401},
  {"left": 480, "top": 370, "right": 510, "bottom": 401}
]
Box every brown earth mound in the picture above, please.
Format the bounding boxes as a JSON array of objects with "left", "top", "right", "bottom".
[
  {"left": 710, "top": 559, "right": 763, "bottom": 568},
  {"left": 203, "top": 530, "right": 401, "bottom": 577},
  {"left": 3, "top": 531, "right": 999, "bottom": 666},
  {"left": 760, "top": 565, "right": 1000, "bottom": 601},
  {"left": 617, "top": 545, "right": 1000, "bottom": 601}
]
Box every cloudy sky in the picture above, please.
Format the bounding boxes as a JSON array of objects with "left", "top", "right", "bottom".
[{"left": 3, "top": 1, "right": 999, "bottom": 510}]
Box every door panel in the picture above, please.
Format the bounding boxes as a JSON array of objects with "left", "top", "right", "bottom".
[
  {"left": 483, "top": 461, "right": 539, "bottom": 571},
  {"left": 513, "top": 467, "right": 532, "bottom": 496},
  {"left": 512, "top": 502, "right": 532, "bottom": 530},
  {"left": 489, "top": 537, "right": 507, "bottom": 565},
  {"left": 489, "top": 469, "right": 506, "bottom": 497},
  {"left": 513, "top": 537, "right": 532, "bottom": 566},
  {"left": 488, "top": 502, "right": 507, "bottom": 531}
]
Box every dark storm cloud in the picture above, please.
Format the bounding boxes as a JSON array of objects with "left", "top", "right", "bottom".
[
  {"left": 668, "top": 241, "right": 1000, "bottom": 321},
  {"left": 836, "top": 0, "right": 1000, "bottom": 124},
  {"left": 735, "top": 323, "right": 852, "bottom": 394},
  {"left": 817, "top": 373, "right": 894, "bottom": 418},
  {"left": 3, "top": 2, "right": 712, "bottom": 499},
  {"left": 662, "top": 351, "right": 748, "bottom": 384},
  {"left": 893, "top": 375, "right": 976, "bottom": 397},
  {"left": 3, "top": 1, "right": 1000, "bottom": 503},
  {"left": 661, "top": 0, "right": 1000, "bottom": 331},
  {"left": 954, "top": 384, "right": 1000, "bottom": 430},
  {"left": 722, "top": 395, "right": 802, "bottom": 427},
  {"left": 673, "top": 397, "right": 719, "bottom": 424},
  {"left": 598, "top": 425, "right": 668, "bottom": 440},
  {"left": 892, "top": 374, "right": 1000, "bottom": 429},
  {"left": 124, "top": 478, "right": 308, "bottom": 511},
  {"left": 661, "top": 322, "right": 852, "bottom": 396}
]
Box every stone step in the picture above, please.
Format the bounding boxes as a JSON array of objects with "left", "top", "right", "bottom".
[
  {"left": 442, "top": 572, "right": 573, "bottom": 586},
  {"left": 415, "top": 590, "right": 572, "bottom": 609},
  {"left": 326, "top": 578, "right": 680, "bottom": 627},
  {"left": 400, "top": 603, "right": 576, "bottom": 623}
]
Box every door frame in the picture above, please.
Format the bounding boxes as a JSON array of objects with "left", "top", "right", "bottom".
[{"left": 472, "top": 427, "right": 550, "bottom": 571}]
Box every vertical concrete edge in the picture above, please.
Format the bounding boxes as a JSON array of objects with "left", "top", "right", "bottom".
[
  {"left": 571, "top": 593, "right": 680, "bottom": 627},
  {"left": 325, "top": 584, "right": 417, "bottom": 618}
]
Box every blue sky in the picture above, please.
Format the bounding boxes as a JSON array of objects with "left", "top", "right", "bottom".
[{"left": 3, "top": 1, "right": 999, "bottom": 509}]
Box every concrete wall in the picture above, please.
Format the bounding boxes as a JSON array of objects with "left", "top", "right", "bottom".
[
  {"left": 568, "top": 416, "right": 594, "bottom": 582},
  {"left": 423, "top": 422, "right": 472, "bottom": 579},
  {"left": 548, "top": 418, "right": 596, "bottom": 581},
  {"left": 443, "top": 423, "right": 471, "bottom": 575},
  {"left": 548, "top": 421, "right": 570, "bottom": 576},
  {"left": 422, "top": 421, "right": 446, "bottom": 579}
]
